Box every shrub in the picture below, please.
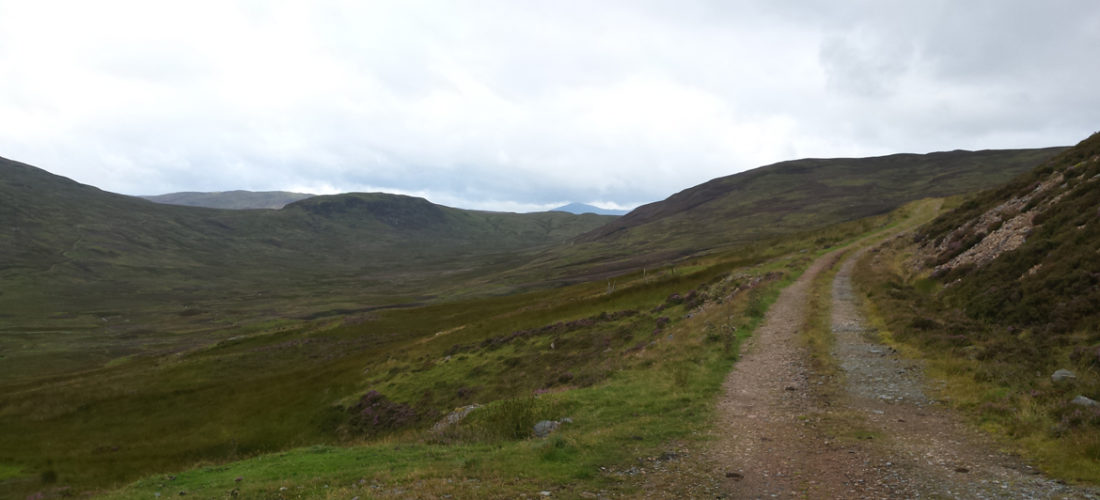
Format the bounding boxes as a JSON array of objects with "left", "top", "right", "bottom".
[
  {"left": 343, "top": 390, "right": 421, "bottom": 438},
  {"left": 476, "top": 396, "right": 546, "bottom": 440}
]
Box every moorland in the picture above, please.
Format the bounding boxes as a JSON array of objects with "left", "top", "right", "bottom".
[{"left": 3, "top": 139, "right": 1097, "bottom": 498}]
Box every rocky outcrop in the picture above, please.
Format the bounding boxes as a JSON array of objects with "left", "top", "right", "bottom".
[
  {"left": 431, "top": 404, "right": 483, "bottom": 433},
  {"left": 925, "top": 168, "right": 1072, "bottom": 274}
]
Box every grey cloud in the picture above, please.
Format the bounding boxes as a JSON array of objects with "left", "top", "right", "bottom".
[
  {"left": 820, "top": 34, "right": 914, "bottom": 98},
  {"left": 1, "top": 0, "right": 1098, "bottom": 211}
]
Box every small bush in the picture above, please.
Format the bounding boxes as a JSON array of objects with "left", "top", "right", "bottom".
[
  {"left": 456, "top": 386, "right": 479, "bottom": 400},
  {"left": 343, "top": 390, "right": 422, "bottom": 438},
  {"left": 909, "top": 317, "right": 941, "bottom": 330},
  {"left": 471, "top": 396, "right": 553, "bottom": 441},
  {"left": 745, "top": 289, "right": 767, "bottom": 318}
]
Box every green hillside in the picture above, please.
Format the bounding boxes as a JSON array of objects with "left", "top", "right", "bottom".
[
  {"left": 0, "top": 157, "right": 614, "bottom": 379},
  {"left": 551, "top": 147, "right": 1064, "bottom": 278},
  {"left": 0, "top": 158, "right": 611, "bottom": 287},
  {"left": 855, "top": 132, "right": 1100, "bottom": 481},
  {"left": 140, "top": 190, "right": 316, "bottom": 209}
]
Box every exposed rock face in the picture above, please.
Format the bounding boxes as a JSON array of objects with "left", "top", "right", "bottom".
[
  {"left": 926, "top": 169, "right": 1069, "bottom": 274},
  {"left": 431, "top": 404, "right": 482, "bottom": 433},
  {"left": 938, "top": 211, "right": 1035, "bottom": 271}
]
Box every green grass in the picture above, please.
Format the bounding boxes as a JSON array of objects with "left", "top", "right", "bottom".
[
  {"left": 801, "top": 248, "right": 848, "bottom": 391},
  {"left": 100, "top": 259, "right": 796, "bottom": 499},
  {"left": 0, "top": 464, "right": 22, "bottom": 481}
]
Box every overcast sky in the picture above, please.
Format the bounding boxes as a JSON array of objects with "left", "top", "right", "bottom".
[{"left": 1, "top": 1, "right": 1097, "bottom": 212}]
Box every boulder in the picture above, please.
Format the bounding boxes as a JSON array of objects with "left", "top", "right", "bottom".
[
  {"left": 1071, "top": 395, "right": 1099, "bottom": 407},
  {"left": 1052, "top": 369, "right": 1076, "bottom": 383},
  {"left": 533, "top": 420, "right": 560, "bottom": 438}
]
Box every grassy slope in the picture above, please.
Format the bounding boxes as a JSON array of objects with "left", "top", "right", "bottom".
[
  {"left": 0, "top": 158, "right": 612, "bottom": 288},
  {"left": 140, "top": 191, "right": 316, "bottom": 210},
  {"left": 853, "top": 133, "right": 1100, "bottom": 481},
  {"left": 0, "top": 202, "right": 921, "bottom": 499},
  {"left": 2, "top": 147, "right": 1055, "bottom": 383},
  {"left": 545, "top": 147, "right": 1064, "bottom": 279},
  {"left": 0, "top": 158, "right": 613, "bottom": 379},
  {"left": 94, "top": 209, "right": 923, "bottom": 500}
]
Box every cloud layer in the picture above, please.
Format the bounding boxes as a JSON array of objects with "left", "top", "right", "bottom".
[{"left": 2, "top": 0, "right": 1097, "bottom": 211}]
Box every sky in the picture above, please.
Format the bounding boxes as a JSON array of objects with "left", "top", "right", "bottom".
[{"left": 1, "top": 1, "right": 1098, "bottom": 212}]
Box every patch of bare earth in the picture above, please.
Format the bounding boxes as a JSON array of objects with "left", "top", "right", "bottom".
[{"left": 634, "top": 245, "right": 1100, "bottom": 499}]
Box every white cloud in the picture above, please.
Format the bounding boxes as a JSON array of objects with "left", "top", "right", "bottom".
[{"left": 1, "top": 0, "right": 1097, "bottom": 211}]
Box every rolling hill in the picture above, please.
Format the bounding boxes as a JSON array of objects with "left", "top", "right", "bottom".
[
  {"left": 1, "top": 147, "right": 1065, "bottom": 347},
  {"left": 0, "top": 156, "right": 614, "bottom": 288},
  {"left": 0, "top": 157, "right": 615, "bottom": 378},
  {"left": 140, "top": 190, "right": 315, "bottom": 209},
  {"left": 583, "top": 147, "right": 1065, "bottom": 248},
  {"left": 505, "top": 147, "right": 1066, "bottom": 284}
]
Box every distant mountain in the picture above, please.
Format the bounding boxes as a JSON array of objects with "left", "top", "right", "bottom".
[
  {"left": 550, "top": 202, "right": 627, "bottom": 216},
  {"left": 141, "top": 190, "right": 315, "bottom": 209}
]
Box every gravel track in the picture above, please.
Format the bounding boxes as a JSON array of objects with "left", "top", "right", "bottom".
[{"left": 633, "top": 242, "right": 1100, "bottom": 499}]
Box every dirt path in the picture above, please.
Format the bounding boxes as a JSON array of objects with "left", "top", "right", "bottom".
[
  {"left": 641, "top": 241, "right": 1100, "bottom": 498},
  {"left": 826, "top": 246, "right": 1097, "bottom": 499},
  {"left": 706, "top": 247, "right": 882, "bottom": 498}
]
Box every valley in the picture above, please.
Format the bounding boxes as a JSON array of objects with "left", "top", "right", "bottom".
[{"left": 2, "top": 138, "right": 1098, "bottom": 498}]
